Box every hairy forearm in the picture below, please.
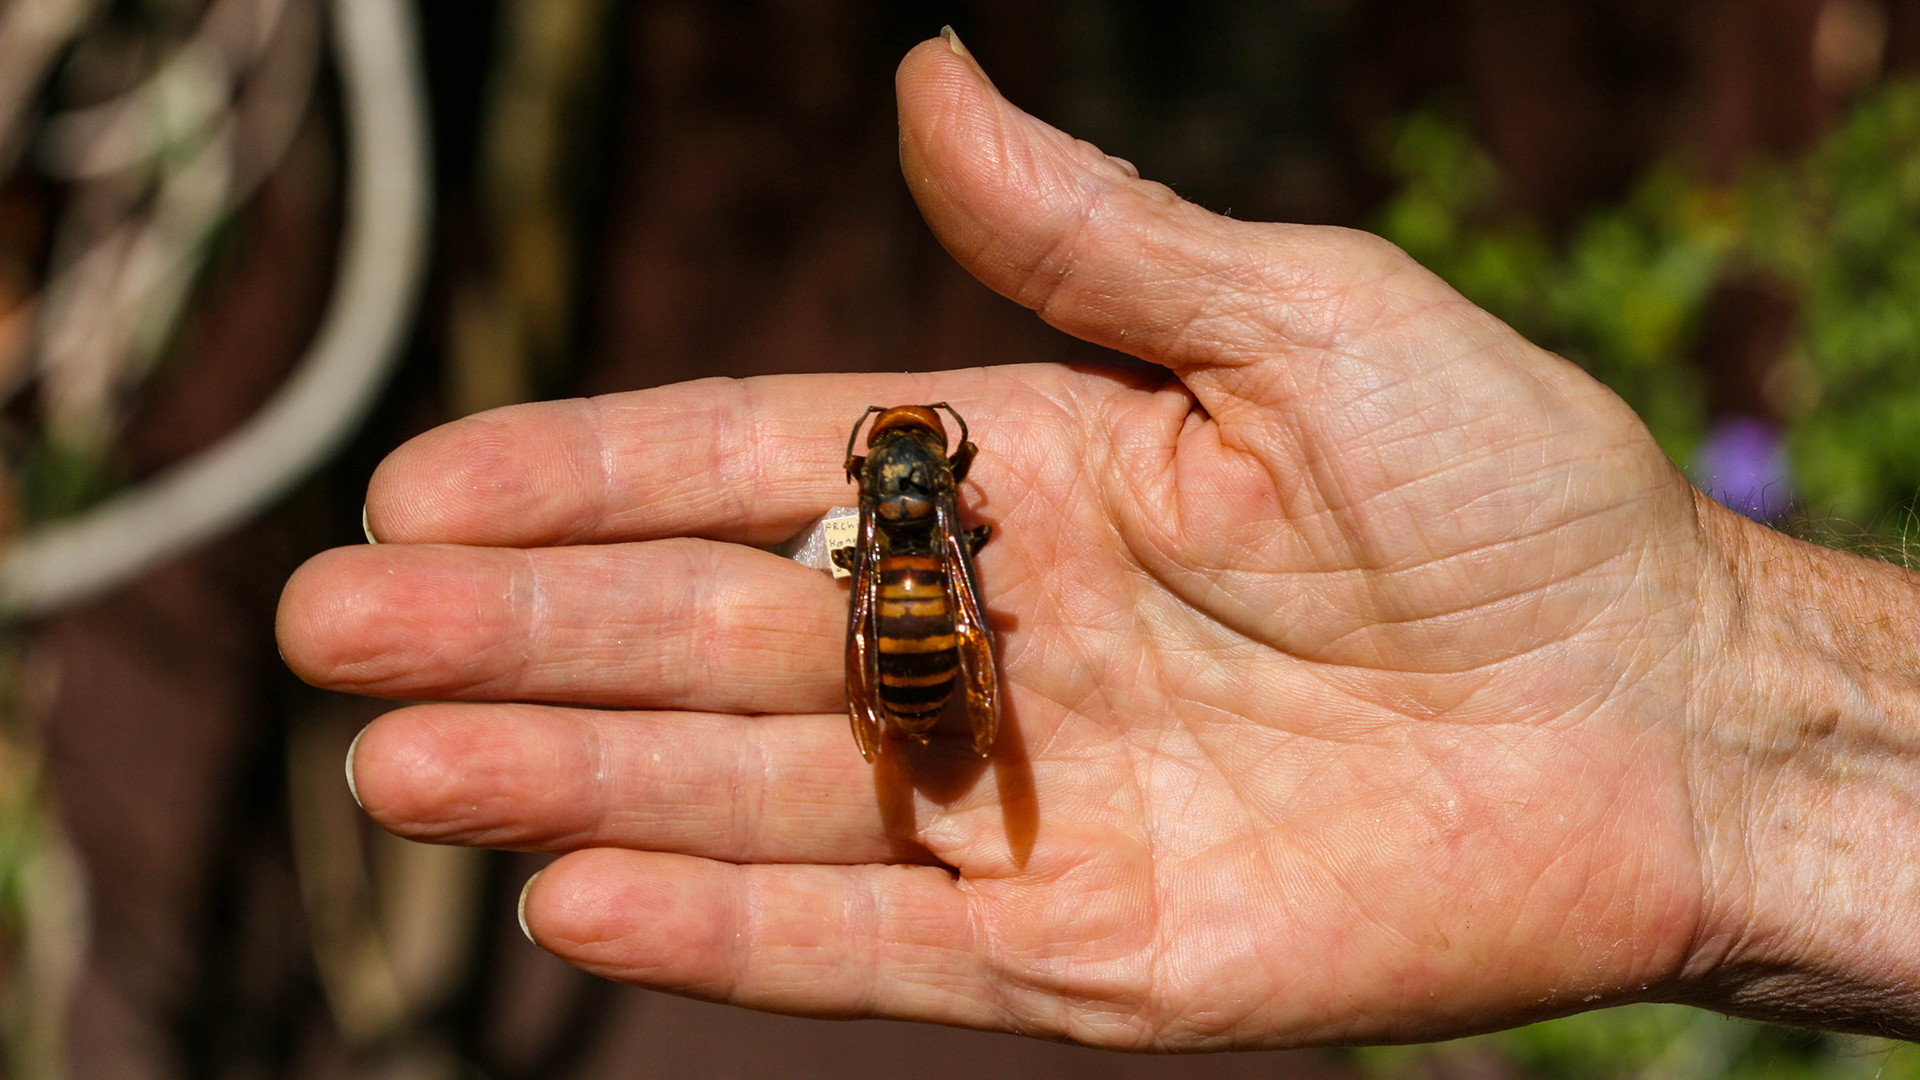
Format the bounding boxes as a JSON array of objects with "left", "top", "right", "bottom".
[{"left": 1684, "top": 492, "right": 1920, "bottom": 1036}]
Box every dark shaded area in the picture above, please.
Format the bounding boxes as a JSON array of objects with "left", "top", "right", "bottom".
[{"left": 31, "top": 0, "right": 1908, "bottom": 1075}]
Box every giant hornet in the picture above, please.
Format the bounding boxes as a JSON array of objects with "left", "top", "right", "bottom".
[{"left": 830, "top": 404, "right": 999, "bottom": 761}]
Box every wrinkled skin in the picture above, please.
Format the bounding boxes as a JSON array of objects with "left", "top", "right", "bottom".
[{"left": 278, "top": 38, "right": 1754, "bottom": 1048}]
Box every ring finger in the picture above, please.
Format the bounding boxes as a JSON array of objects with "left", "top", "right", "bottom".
[{"left": 352, "top": 702, "right": 994, "bottom": 865}]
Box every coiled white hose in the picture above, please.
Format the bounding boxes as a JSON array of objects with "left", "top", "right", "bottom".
[{"left": 0, "top": 0, "right": 430, "bottom": 615}]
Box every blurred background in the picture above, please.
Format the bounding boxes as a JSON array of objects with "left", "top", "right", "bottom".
[{"left": 0, "top": 0, "right": 1919, "bottom": 1077}]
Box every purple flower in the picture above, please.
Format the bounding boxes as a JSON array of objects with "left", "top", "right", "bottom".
[{"left": 1692, "top": 416, "right": 1793, "bottom": 521}]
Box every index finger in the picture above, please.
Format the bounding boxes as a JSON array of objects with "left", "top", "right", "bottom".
[{"left": 365, "top": 370, "right": 1011, "bottom": 547}]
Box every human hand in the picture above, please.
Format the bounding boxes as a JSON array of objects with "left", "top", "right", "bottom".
[{"left": 277, "top": 34, "right": 1920, "bottom": 1047}]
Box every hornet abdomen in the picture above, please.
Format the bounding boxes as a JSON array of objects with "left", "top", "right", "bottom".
[{"left": 874, "top": 552, "right": 958, "bottom": 732}]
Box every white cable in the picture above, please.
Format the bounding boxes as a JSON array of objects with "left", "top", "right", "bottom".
[{"left": 0, "top": 0, "right": 431, "bottom": 615}]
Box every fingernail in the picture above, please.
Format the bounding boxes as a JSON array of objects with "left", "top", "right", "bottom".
[
  {"left": 940, "top": 25, "right": 970, "bottom": 58},
  {"left": 940, "top": 26, "right": 994, "bottom": 86},
  {"left": 518, "top": 871, "right": 542, "bottom": 944},
  {"left": 345, "top": 725, "right": 367, "bottom": 808},
  {"left": 361, "top": 504, "right": 379, "bottom": 544}
]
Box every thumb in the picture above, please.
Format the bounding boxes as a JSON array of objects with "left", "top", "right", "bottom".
[{"left": 896, "top": 32, "right": 1479, "bottom": 414}]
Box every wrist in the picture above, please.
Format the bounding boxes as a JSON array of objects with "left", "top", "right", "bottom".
[{"left": 1682, "top": 493, "right": 1920, "bottom": 1035}]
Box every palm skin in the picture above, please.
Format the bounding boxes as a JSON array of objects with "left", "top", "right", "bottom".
[{"left": 278, "top": 38, "right": 1741, "bottom": 1048}]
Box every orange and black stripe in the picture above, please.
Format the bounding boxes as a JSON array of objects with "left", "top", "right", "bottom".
[{"left": 875, "top": 553, "right": 957, "bottom": 725}]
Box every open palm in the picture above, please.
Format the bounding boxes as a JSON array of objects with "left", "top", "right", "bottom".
[{"left": 279, "top": 38, "right": 1736, "bottom": 1048}]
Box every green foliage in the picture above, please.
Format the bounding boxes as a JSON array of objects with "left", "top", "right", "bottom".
[
  {"left": 1377, "top": 84, "right": 1920, "bottom": 533},
  {"left": 17, "top": 436, "right": 126, "bottom": 527},
  {"left": 1781, "top": 83, "right": 1920, "bottom": 526},
  {"left": 1355, "top": 1003, "right": 1920, "bottom": 1080},
  {"left": 1376, "top": 106, "right": 1721, "bottom": 460}
]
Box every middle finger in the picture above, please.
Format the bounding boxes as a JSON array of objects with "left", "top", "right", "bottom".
[{"left": 279, "top": 537, "right": 844, "bottom": 713}]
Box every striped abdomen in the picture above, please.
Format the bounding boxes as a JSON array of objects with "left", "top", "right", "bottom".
[{"left": 876, "top": 553, "right": 957, "bottom": 733}]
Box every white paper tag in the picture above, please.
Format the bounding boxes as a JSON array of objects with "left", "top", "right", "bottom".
[
  {"left": 821, "top": 513, "right": 859, "bottom": 579},
  {"left": 774, "top": 507, "right": 861, "bottom": 578}
]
